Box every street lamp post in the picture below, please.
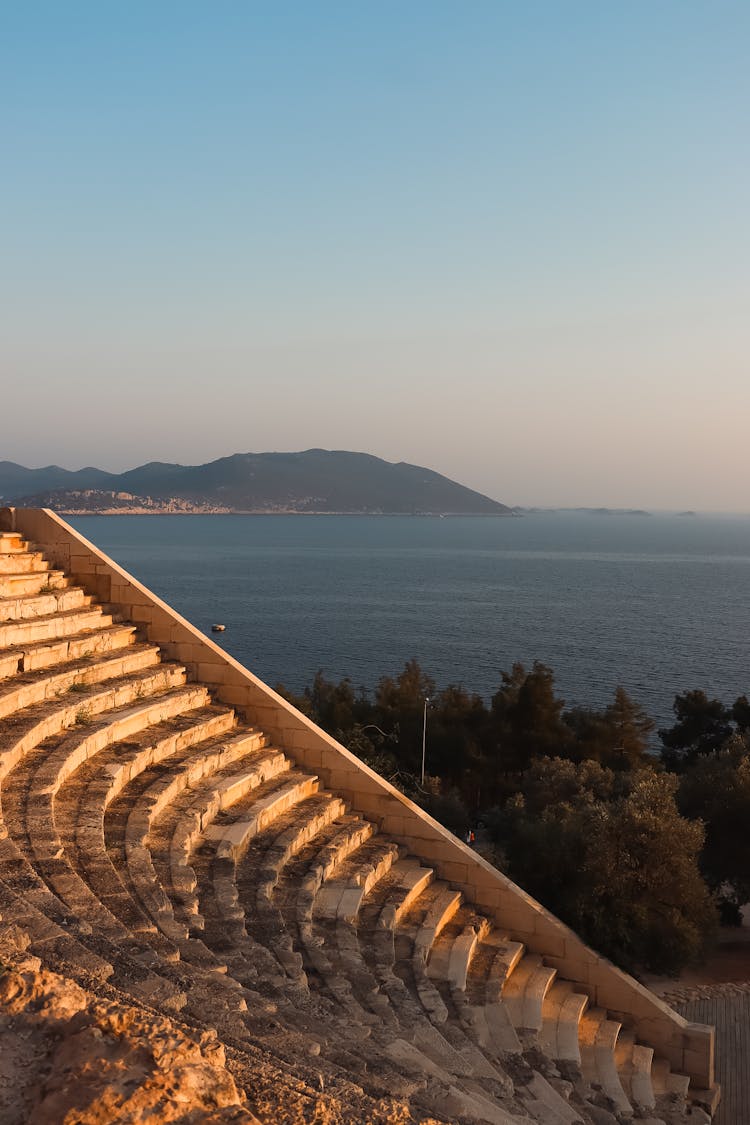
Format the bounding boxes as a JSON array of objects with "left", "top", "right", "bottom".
[{"left": 421, "top": 697, "right": 429, "bottom": 786}]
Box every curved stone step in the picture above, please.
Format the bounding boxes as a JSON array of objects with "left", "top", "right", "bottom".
[
  {"left": 60, "top": 708, "right": 238, "bottom": 953},
  {"left": 356, "top": 857, "right": 434, "bottom": 948},
  {"left": 631, "top": 1043, "right": 657, "bottom": 1111},
  {"left": 315, "top": 838, "right": 402, "bottom": 923},
  {"left": 295, "top": 816, "right": 375, "bottom": 916},
  {"left": 2, "top": 801, "right": 249, "bottom": 1029},
  {"left": 0, "top": 664, "right": 192, "bottom": 786},
  {"left": 0, "top": 623, "right": 137, "bottom": 681},
  {"left": 24, "top": 775, "right": 173, "bottom": 959},
  {"left": 124, "top": 726, "right": 272, "bottom": 840},
  {"left": 447, "top": 930, "right": 508, "bottom": 1063},
  {"left": 1, "top": 677, "right": 199, "bottom": 823},
  {"left": 390, "top": 881, "right": 457, "bottom": 1026},
  {"left": 615, "top": 1029, "right": 656, "bottom": 1111},
  {"left": 501, "top": 953, "right": 557, "bottom": 1033},
  {"left": 142, "top": 753, "right": 291, "bottom": 928},
  {"left": 208, "top": 775, "right": 323, "bottom": 938},
  {"left": 0, "top": 831, "right": 187, "bottom": 1012},
  {"left": 284, "top": 817, "right": 375, "bottom": 972},
  {"left": 650, "top": 1056, "right": 690, "bottom": 1099},
  {"left": 578, "top": 1008, "right": 632, "bottom": 1117},
  {"left": 344, "top": 858, "right": 437, "bottom": 1021},
  {"left": 40, "top": 676, "right": 202, "bottom": 792},
  {"left": 464, "top": 929, "right": 514, "bottom": 1005},
  {"left": 186, "top": 772, "right": 326, "bottom": 995},
  {"left": 243, "top": 792, "right": 349, "bottom": 980},
  {"left": 0, "top": 548, "right": 48, "bottom": 573},
  {"left": 344, "top": 871, "right": 513, "bottom": 1092},
  {"left": 0, "top": 568, "right": 68, "bottom": 599},
  {"left": 0, "top": 532, "right": 26, "bottom": 550},
  {"left": 0, "top": 605, "right": 113, "bottom": 650},
  {"left": 613, "top": 1027, "right": 636, "bottom": 1090},
  {"left": 397, "top": 906, "right": 514, "bottom": 1086},
  {"left": 449, "top": 918, "right": 494, "bottom": 992},
  {"left": 517, "top": 1071, "right": 583, "bottom": 1125},
  {"left": 458, "top": 931, "right": 523, "bottom": 1057},
  {"left": 158, "top": 747, "right": 291, "bottom": 925},
  {"left": 3, "top": 689, "right": 213, "bottom": 960},
  {"left": 412, "top": 882, "right": 463, "bottom": 967},
  {"left": 253, "top": 792, "right": 349, "bottom": 903},
  {"left": 307, "top": 839, "right": 405, "bottom": 1017},
  {"left": 208, "top": 772, "right": 321, "bottom": 863},
  {"left": 539, "top": 980, "right": 589, "bottom": 1064},
  {"left": 485, "top": 934, "right": 526, "bottom": 1003},
  {"left": 94, "top": 706, "right": 238, "bottom": 818},
  {"left": 102, "top": 711, "right": 251, "bottom": 874},
  {"left": 109, "top": 745, "right": 280, "bottom": 978},
  {"left": 0, "top": 584, "right": 91, "bottom": 622},
  {"left": 0, "top": 874, "right": 113, "bottom": 983},
  {"left": 240, "top": 819, "right": 492, "bottom": 1107},
  {"left": 275, "top": 815, "right": 376, "bottom": 1003},
  {"left": 53, "top": 714, "right": 258, "bottom": 1015},
  {"left": 425, "top": 907, "right": 491, "bottom": 990},
  {"left": 374, "top": 860, "right": 435, "bottom": 933},
  {"left": 0, "top": 642, "right": 161, "bottom": 720}
]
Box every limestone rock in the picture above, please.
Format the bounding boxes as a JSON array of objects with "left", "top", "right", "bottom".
[{"left": 0, "top": 962, "right": 260, "bottom": 1125}]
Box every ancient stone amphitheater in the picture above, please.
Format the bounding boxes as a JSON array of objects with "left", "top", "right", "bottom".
[{"left": 0, "top": 509, "right": 719, "bottom": 1124}]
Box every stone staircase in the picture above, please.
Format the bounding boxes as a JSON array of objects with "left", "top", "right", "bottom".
[{"left": 0, "top": 519, "right": 718, "bottom": 1124}]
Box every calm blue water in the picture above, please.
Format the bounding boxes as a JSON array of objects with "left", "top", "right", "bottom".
[{"left": 69, "top": 513, "right": 750, "bottom": 729}]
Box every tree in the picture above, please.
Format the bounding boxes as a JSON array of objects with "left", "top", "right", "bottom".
[
  {"left": 375, "top": 659, "right": 435, "bottom": 715},
  {"left": 340, "top": 723, "right": 422, "bottom": 799},
  {"left": 560, "top": 689, "right": 653, "bottom": 769},
  {"left": 602, "top": 686, "right": 654, "bottom": 768},
  {"left": 678, "top": 733, "right": 750, "bottom": 915},
  {"left": 305, "top": 670, "right": 360, "bottom": 732},
  {"left": 490, "top": 662, "right": 573, "bottom": 772},
  {"left": 421, "top": 683, "right": 488, "bottom": 802},
  {"left": 490, "top": 759, "right": 716, "bottom": 974},
  {"left": 732, "top": 695, "right": 750, "bottom": 733},
  {"left": 372, "top": 660, "right": 436, "bottom": 774},
  {"left": 659, "top": 690, "right": 733, "bottom": 770},
  {"left": 577, "top": 771, "right": 715, "bottom": 973},
  {"left": 563, "top": 706, "right": 616, "bottom": 765}
]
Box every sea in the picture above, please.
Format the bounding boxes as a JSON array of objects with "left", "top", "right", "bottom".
[{"left": 69, "top": 512, "right": 750, "bottom": 731}]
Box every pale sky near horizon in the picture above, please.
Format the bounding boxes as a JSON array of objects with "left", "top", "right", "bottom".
[{"left": 2, "top": 2, "right": 748, "bottom": 510}]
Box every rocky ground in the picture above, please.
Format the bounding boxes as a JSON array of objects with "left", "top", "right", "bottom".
[{"left": 0, "top": 921, "right": 441, "bottom": 1125}]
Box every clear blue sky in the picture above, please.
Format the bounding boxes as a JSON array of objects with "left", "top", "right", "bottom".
[{"left": 2, "top": 2, "right": 748, "bottom": 509}]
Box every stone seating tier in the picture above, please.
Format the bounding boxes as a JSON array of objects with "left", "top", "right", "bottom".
[{"left": 0, "top": 513, "right": 719, "bottom": 1125}]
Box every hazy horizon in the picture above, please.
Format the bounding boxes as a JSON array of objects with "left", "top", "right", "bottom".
[{"left": 3, "top": 3, "right": 748, "bottom": 511}]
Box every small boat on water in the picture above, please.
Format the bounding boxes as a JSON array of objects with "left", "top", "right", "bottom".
[{"left": 212, "top": 624, "right": 226, "bottom": 633}]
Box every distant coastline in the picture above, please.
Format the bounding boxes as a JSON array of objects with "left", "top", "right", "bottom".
[
  {"left": 0, "top": 449, "right": 512, "bottom": 517},
  {"left": 56, "top": 506, "right": 517, "bottom": 517}
]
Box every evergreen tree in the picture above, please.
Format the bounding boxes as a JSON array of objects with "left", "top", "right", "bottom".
[
  {"left": 603, "top": 686, "right": 654, "bottom": 768},
  {"left": 490, "top": 661, "right": 573, "bottom": 771},
  {"left": 679, "top": 733, "right": 750, "bottom": 914},
  {"left": 659, "top": 690, "right": 733, "bottom": 769}
]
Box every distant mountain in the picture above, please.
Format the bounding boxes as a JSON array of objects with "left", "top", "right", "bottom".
[
  {"left": 0, "top": 461, "right": 116, "bottom": 499},
  {"left": 2, "top": 450, "right": 512, "bottom": 516}
]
